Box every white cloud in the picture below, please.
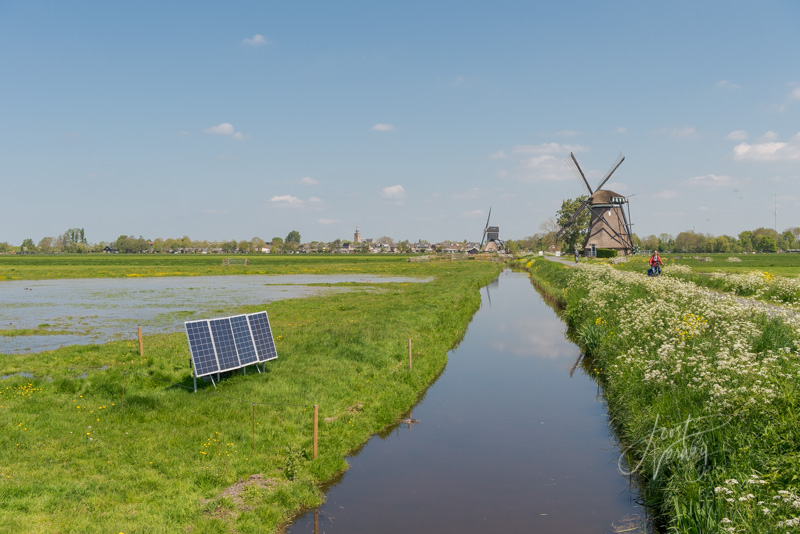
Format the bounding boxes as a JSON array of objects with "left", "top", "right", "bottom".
[
  {"left": 733, "top": 133, "right": 800, "bottom": 161},
  {"left": 516, "top": 154, "right": 572, "bottom": 182},
  {"left": 489, "top": 150, "right": 507, "bottom": 159},
  {"left": 685, "top": 174, "right": 736, "bottom": 188},
  {"left": 204, "top": 123, "right": 234, "bottom": 135},
  {"left": 492, "top": 142, "right": 589, "bottom": 183},
  {"left": 614, "top": 127, "right": 627, "bottom": 134},
  {"left": 758, "top": 130, "right": 779, "bottom": 142},
  {"left": 317, "top": 218, "right": 339, "bottom": 225},
  {"left": 178, "top": 130, "right": 190, "bottom": 136},
  {"left": 657, "top": 127, "right": 699, "bottom": 139},
  {"left": 652, "top": 190, "right": 679, "bottom": 199},
  {"left": 243, "top": 34, "right": 269, "bottom": 46},
  {"left": 204, "top": 122, "right": 245, "bottom": 140},
  {"left": 380, "top": 185, "right": 406, "bottom": 198},
  {"left": 269, "top": 195, "right": 322, "bottom": 208},
  {"left": 298, "top": 176, "right": 319, "bottom": 186},
  {"left": 792, "top": 87, "right": 800, "bottom": 100},
  {"left": 371, "top": 123, "right": 395, "bottom": 132},
  {"left": 510, "top": 142, "right": 587, "bottom": 155},
  {"left": 270, "top": 195, "right": 304, "bottom": 207},
  {"left": 462, "top": 209, "right": 484, "bottom": 218},
  {"left": 725, "top": 130, "right": 748, "bottom": 141},
  {"left": 715, "top": 80, "right": 740, "bottom": 89}
]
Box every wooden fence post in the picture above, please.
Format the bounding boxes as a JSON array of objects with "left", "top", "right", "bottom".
[
  {"left": 313, "top": 404, "right": 319, "bottom": 459},
  {"left": 121, "top": 370, "right": 126, "bottom": 415},
  {"left": 137, "top": 325, "right": 143, "bottom": 357}
]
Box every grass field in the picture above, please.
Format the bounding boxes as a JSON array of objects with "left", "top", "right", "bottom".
[
  {"left": 0, "top": 256, "right": 502, "bottom": 533},
  {"left": 0, "top": 253, "right": 424, "bottom": 281},
  {"left": 526, "top": 258, "right": 800, "bottom": 533}
]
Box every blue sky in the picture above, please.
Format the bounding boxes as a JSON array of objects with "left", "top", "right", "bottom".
[{"left": 2, "top": 1, "right": 799, "bottom": 245}]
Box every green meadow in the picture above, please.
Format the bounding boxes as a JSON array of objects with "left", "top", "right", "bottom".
[
  {"left": 0, "top": 255, "right": 502, "bottom": 533},
  {"left": 0, "top": 253, "right": 425, "bottom": 281}
]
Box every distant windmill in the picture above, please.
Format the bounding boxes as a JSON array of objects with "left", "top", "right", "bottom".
[
  {"left": 556, "top": 152, "right": 634, "bottom": 257},
  {"left": 480, "top": 207, "right": 505, "bottom": 252}
]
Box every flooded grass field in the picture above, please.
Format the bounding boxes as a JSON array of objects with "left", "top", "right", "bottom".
[{"left": 0, "top": 274, "right": 428, "bottom": 354}]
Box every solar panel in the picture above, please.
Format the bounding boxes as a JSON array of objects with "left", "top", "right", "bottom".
[
  {"left": 248, "top": 311, "right": 278, "bottom": 362},
  {"left": 185, "top": 320, "right": 220, "bottom": 377},
  {"left": 209, "top": 318, "right": 240, "bottom": 371},
  {"left": 185, "top": 311, "right": 277, "bottom": 382},
  {"left": 230, "top": 314, "right": 258, "bottom": 365}
]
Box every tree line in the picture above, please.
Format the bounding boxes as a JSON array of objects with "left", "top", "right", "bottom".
[
  {"left": 512, "top": 196, "right": 800, "bottom": 254},
  {"left": 1, "top": 229, "right": 421, "bottom": 254},
  {"left": 0, "top": 229, "right": 304, "bottom": 255}
]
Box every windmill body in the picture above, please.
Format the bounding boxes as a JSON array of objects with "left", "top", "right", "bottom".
[
  {"left": 556, "top": 152, "right": 634, "bottom": 257},
  {"left": 480, "top": 208, "right": 505, "bottom": 252}
]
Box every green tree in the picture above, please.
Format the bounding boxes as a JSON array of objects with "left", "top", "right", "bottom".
[
  {"left": 754, "top": 234, "right": 778, "bottom": 253},
  {"left": 286, "top": 230, "right": 301, "bottom": 244},
  {"left": 641, "top": 235, "right": 659, "bottom": 251},
  {"left": 37, "top": 237, "right": 56, "bottom": 254},
  {"left": 61, "top": 228, "right": 88, "bottom": 253},
  {"left": 250, "top": 236, "right": 266, "bottom": 253},
  {"left": 20, "top": 238, "right": 36, "bottom": 253},
  {"left": 738, "top": 231, "right": 753, "bottom": 253},
  {"left": 780, "top": 230, "right": 796, "bottom": 251},
  {"left": 555, "top": 196, "right": 589, "bottom": 253},
  {"left": 0, "top": 241, "right": 12, "bottom": 253}
]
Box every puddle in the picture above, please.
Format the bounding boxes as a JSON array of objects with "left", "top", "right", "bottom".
[{"left": 1, "top": 372, "right": 35, "bottom": 380}]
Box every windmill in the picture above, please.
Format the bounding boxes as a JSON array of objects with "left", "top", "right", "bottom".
[
  {"left": 556, "top": 152, "right": 634, "bottom": 257},
  {"left": 480, "top": 207, "right": 505, "bottom": 252}
]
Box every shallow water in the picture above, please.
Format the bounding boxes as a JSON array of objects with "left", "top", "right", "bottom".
[
  {"left": 288, "top": 270, "right": 647, "bottom": 534},
  {"left": 0, "top": 274, "right": 428, "bottom": 354}
]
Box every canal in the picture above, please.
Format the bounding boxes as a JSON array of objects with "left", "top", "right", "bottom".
[{"left": 288, "top": 270, "right": 647, "bottom": 533}]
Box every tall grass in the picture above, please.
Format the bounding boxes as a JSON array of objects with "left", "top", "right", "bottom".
[
  {"left": 528, "top": 258, "right": 800, "bottom": 533},
  {"left": 0, "top": 258, "right": 502, "bottom": 533}
]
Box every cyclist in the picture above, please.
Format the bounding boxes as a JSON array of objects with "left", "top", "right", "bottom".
[{"left": 649, "top": 250, "right": 663, "bottom": 276}]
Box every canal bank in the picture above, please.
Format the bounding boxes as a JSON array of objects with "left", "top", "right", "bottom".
[{"left": 288, "top": 270, "right": 648, "bottom": 533}]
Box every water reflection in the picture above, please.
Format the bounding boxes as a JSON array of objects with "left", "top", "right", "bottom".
[
  {"left": 0, "top": 274, "right": 428, "bottom": 354},
  {"left": 288, "top": 270, "right": 648, "bottom": 534}
]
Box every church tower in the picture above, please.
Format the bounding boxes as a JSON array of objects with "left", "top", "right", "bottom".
[{"left": 354, "top": 223, "right": 362, "bottom": 244}]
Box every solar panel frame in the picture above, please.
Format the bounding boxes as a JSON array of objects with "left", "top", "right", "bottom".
[
  {"left": 248, "top": 311, "right": 278, "bottom": 362},
  {"left": 185, "top": 320, "right": 220, "bottom": 377}
]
